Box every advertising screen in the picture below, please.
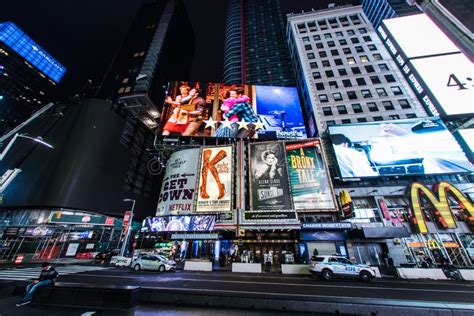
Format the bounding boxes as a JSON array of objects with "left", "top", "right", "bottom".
[
  {"left": 195, "top": 146, "right": 233, "bottom": 213},
  {"left": 285, "top": 140, "right": 336, "bottom": 211},
  {"left": 458, "top": 129, "right": 473, "bottom": 154},
  {"left": 143, "top": 215, "right": 216, "bottom": 232},
  {"left": 0, "top": 22, "right": 66, "bottom": 83},
  {"left": 249, "top": 142, "right": 292, "bottom": 210},
  {"left": 328, "top": 117, "right": 473, "bottom": 178},
  {"left": 158, "top": 81, "right": 306, "bottom": 139},
  {"left": 156, "top": 148, "right": 200, "bottom": 215}
]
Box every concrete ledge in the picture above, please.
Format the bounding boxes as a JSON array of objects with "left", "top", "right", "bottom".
[
  {"left": 459, "top": 269, "right": 474, "bottom": 281},
  {"left": 281, "top": 264, "right": 310, "bottom": 275},
  {"left": 232, "top": 263, "right": 262, "bottom": 273},
  {"left": 397, "top": 268, "right": 447, "bottom": 280},
  {"left": 184, "top": 261, "right": 212, "bottom": 272}
]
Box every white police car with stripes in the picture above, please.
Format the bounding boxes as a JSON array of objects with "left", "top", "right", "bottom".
[{"left": 309, "top": 255, "right": 376, "bottom": 281}]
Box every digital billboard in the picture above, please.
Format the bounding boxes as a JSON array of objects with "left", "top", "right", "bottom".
[
  {"left": 158, "top": 81, "right": 306, "bottom": 140},
  {"left": 195, "top": 146, "right": 233, "bottom": 213},
  {"left": 0, "top": 22, "right": 66, "bottom": 83},
  {"left": 328, "top": 117, "right": 473, "bottom": 178},
  {"left": 156, "top": 148, "right": 200, "bottom": 215},
  {"left": 249, "top": 142, "right": 292, "bottom": 210},
  {"left": 143, "top": 215, "right": 216, "bottom": 232},
  {"left": 285, "top": 140, "right": 336, "bottom": 211}
]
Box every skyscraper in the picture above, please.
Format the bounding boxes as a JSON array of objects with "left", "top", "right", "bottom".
[
  {"left": 287, "top": 5, "right": 427, "bottom": 136},
  {"left": 361, "top": 0, "right": 420, "bottom": 29},
  {"left": 223, "top": 0, "right": 295, "bottom": 86},
  {"left": 0, "top": 22, "right": 66, "bottom": 136}
]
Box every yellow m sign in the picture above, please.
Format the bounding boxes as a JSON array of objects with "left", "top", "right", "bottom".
[{"left": 409, "top": 181, "right": 474, "bottom": 234}]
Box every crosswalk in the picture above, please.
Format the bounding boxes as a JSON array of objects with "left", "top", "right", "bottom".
[{"left": 0, "top": 265, "right": 112, "bottom": 281}]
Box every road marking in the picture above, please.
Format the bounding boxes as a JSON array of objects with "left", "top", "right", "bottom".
[
  {"left": 0, "top": 266, "right": 113, "bottom": 281},
  {"left": 66, "top": 273, "right": 474, "bottom": 294}
]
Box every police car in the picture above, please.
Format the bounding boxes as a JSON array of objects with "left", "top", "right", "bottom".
[{"left": 309, "top": 255, "right": 376, "bottom": 281}]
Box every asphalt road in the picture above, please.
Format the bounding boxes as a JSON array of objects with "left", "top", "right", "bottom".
[{"left": 53, "top": 267, "right": 474, "bottom": 305}]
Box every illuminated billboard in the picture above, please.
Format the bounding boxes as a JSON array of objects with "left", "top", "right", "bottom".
[
  {"left": 158, "top": 81, "right": 306, "bottom": 139},
  {"left": 328, "top": 117, "right": 473, "bottom": 178},
  {"left": 0, "top": 22, "right": 66, "bottom": 83},
  {"left": 143, "top": 215, "right": 216, "bottom": 232}
]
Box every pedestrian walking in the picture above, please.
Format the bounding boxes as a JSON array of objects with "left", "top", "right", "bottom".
[{"left": 16, "top": 262, "right": 58, "bottom": 307}]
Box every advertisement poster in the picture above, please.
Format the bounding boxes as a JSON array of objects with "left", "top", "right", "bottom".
[
  {"left": 286, "top": 141, "right": 336, "bottom": 211},
  {"left": 157, "top": 148, "right": 200, "bottom": 215},
  {"left": 157, "top": 81, "right": 306, "bottom": 139},
  {"left": 249, "top": 142, "right": 292, "bottom": 210},
  {"left": 328, "top": 117, "right": 473, "bottom": 178},
  {"left": 143, "top": 215, "right": 216, "bottom": 232},
  {"left": 195, "top": 146, "right": 233, "bottom": 213}
]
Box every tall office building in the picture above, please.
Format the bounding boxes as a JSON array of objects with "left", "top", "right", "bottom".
[
  {"left": 362, "top": 0, "right": 420, "bottom": 29},
  {"left": 0, "top": 22, "right": 66, "bottom": 136},
  {"left": 223, "top": 0, "right": 295, "bottom": 86},
  {"left": 287, "top": 5, "right": 427, "bottom": 136}
]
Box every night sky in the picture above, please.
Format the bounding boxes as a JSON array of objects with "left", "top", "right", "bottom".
[{"left": 0, "top": 0, "right": 359, "bottom": 98}]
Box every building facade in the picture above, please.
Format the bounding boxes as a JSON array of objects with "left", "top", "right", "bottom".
[
  {"left": 223, "top": 0, "right": 295, "bottom": 86},
  {"left": 362, "top": 0, "right": 420, "bottom": 29},
  {"left": 287, "top": 5, "right": 427, "bottom": 136},
  {"left": 0, "top": 22, "right": 66, "bottom": 136}
]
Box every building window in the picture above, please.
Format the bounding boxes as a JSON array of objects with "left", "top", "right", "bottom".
[
  {"left": 319, "top": 51, "right": 327, "bottom": 58},
  {"left": 406, "top": 113, "right": 417, "bottom": 118},
  {"left": 310, "top": 62, "right": 318, "bottom": 69},
  {"left": 351, "top": 37, "right": 360, "bottom": 44},
  {"left": 342, "top": 119, "right": 351, "bottom": 124},
  {"left": 324, "top": 33, "right": 332, "bottom": 39},
  {"left": 398, "top": 99, "right": 411, "bottom": 109},
  {"left": 361, "top": 89, "right": 372, "bottom": 98},
  {"left": 339, "top": 39, "right": 347, "bottom": 45},
  {"left": 316, "top": 82, "right": 325, "bottom": 90},
  {"left": 389, "top": 114, "right": 400, "bottom": 120},
  {"left": 319, "top": 94, "right": 329, "bottom": 102},
  {"left": 373, "top": 53, "right": 383, "bottom": 61},
  {"left": 370, "top": 75, "right": 381, "bottom": 84},
  {"left": 328, "top": 41, "right": 335, "bottom": 47},
  {"left": 368, "top": 44, "right": 377, "bottom": 51},
  {"left": 298, "top": 23, "right": 307, "bottom": 33},
  {"left": 334, "top": 58, "right": 343, "bottom": 65},
  {"left": 122, "top": 78, "right": 129, "bottom": 84},
  {"left": 327, "top": 120, "right": 336, "bottom": 126},
  {"left": 307, "top": 53, "right": 315, "bottom": 59},
  {"left": 355, "top": 46, "right": 364, "bottom": 53},
  {"left": 313, "top": 35, "right": 321, "bottom": 40},
  {"left": 321, "top": 60, "right": 330, "bottom": 67},
  {"left": 384, "top": 74, "right": 396, "bottom": 83},
  {"left": 347, "top": 57, "right": 356, "bottom": 64},
  {"left": 351, "top": 66, "right": 361, "bottom": 74},
  {"left": 308, "top": 21, "right": 317, "bottom": 32},
  {"left": 337, "top": 105, "right": 348, "bottom": 114},
  {"left": 336, "top": 31, "right": 343, "bottom": 37},
  {"left": 118, "top": 87, "right": 125, "bottom": 94},
  {"left": 124, "top": 87, "right": 131, "bottom": 93},
  {"left": 302, "top": 36, "right": 310, "bottom": 42},
  {"left": 347, "top": 91, "right": 357, "bottom": 100},
  {"left": 391, "top": 86, "right": 403, "bottom": 95},
  {"left": 352, "top": 103, "right": 363, "bottom": 113},
  {"left": 312, "top": 72, "right": 321, "bottom": 79},
  {"left": 373, "top": 116, "right": 383, "bottom": 121},
  {"left": 305, "top": 44, "right": 312, "bottom": 50},
  {"left": 378, "top": 63, "right": 389, "bottom": 71},
  {"left": 367, "top": 102, "right": 378, "bottom": 112},
  {"left": 363, "top": 35, "right": 372, "bottom": 42},
  {"left": 316, "top": 42, "right": 324, "bottom": 49},
  {"left": 343, "top": 47, "right": 351, "bottom": 54},
  {"left": 325, "top": 70, "right": 335, "bottom": 77},
  {"left": 338, "top": 68, "right": 348, "bottom": 76},
  {"left": 358, "top": 27, "right": 367, "bottom": 34},
  {"left": 347, "top": 30, "right": 355, "bottom": 35},
  {"left": 331, "top": 49, "right": 340, "bottom": 56},
  {"left": 333, "top": 93, "right": 343, "bottom": 101},
  {"left": 376, "top": 88, "right": 387, "bottom": 97},
  {"left": 356, "top": 78, "right": 367, "bottom": 86},
  {"left": 364, "top": 65, "right": 375, "bottom": 73},
  {"left": 329, "top": 81, "right": 339, "bottom": 88},
  {"left": 383, "top": 100, "right": 395, "bottom": 110},
  {"left": 342, "top": 79, "right": 352, "bottom": 87},
  {"left": 360, "top": 55, "right": 369, "bottom": 63},
  {"left": 357, "top": 117, "right": 367, "bottom": 122},
  {"left": 323, "top": 106, "right": 333, "bottom": 116}
]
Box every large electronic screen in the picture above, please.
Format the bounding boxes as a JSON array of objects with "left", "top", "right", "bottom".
[
  {"left": 328, "top": 117, "right": 473, "bottom": 178},
  {"left": 458, "top": 129, "right": 473, "bottom": 154},
  {"left": 0, "top": 22, "right": 66, "bottom": 83},
  {"left": 158, "top": 81, "right": 306, "bottom": 140},
  {"left": 143, "top": 215, "right": 216, "bottom": 232}
]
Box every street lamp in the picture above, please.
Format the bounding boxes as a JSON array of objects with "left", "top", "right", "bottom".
[
  {"left": 120, "top": 199, "right": 136, "bottom": 257},
  {"left": 0, "top": 133, "right": 53, "bottom": 161}
]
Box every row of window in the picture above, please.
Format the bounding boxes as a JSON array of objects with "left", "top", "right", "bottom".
[
  {"left": 297, "top": 15, "right": 363, "bottom": 33},
  {"left": 309, "top": 54, "right": 383, "bottom": 70},
  {"left": 321, "top": 99, "right": 412, "bottom": 115},
  {"left": 301, "top": 27, "right": 368, "bottom": 43},
  {"left": 314, "top": 70, "right": 396, "bottom": 84},
  {"left": 316, "top": 79, "right": 403, "bottom": 93},
  {"left": 312, "top": 63, "right": 389, "bottom": 79},
  {"left": 318, "top": 89, "right": 409, "bottom": 104},
  {"left": 304, "top": 36, "right": 372, "bottom": 51},
  {"left": 325, "top": 113, "right": 417, "bottom": 126},
  {"left": 307, "top": 44, "right": 378, "bottom": 59}
]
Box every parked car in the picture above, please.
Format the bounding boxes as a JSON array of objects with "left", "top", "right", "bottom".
[
  {"left": 131, "top": 254, "right": 176, "bottom": 272},
  {"left": 309, "top": 255, "right": 376, "bottom": 282},
  {"left": 95, "top": 249, "right": 120, "bottom": 261}
]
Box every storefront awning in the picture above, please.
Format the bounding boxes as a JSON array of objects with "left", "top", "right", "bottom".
[{"left": 360, "top": 226, "right": 410, "bottom": 238}]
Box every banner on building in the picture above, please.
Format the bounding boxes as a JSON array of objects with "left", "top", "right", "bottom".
[
  {"left": 249, "top": 142, "right": 292, "bottom": 210},
  {"left": 285, "top": 140, "right": 336, "bottom": 211},
  {"left": 143, "top": 215, "right": 216, "bottom": 232},
  {"left": 195, "top": 146, "right": 233, "bottom": 213},
  {"left": 157, "top": 148, "right": 200, "bottom": 215}
]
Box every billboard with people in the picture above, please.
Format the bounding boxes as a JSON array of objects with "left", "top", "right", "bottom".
[
  {"left": 328, "top": 117, "right": 473, "bottom": 178},
  {"left": 158, "top": 81, "right": 307, "bottom": 139}
]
